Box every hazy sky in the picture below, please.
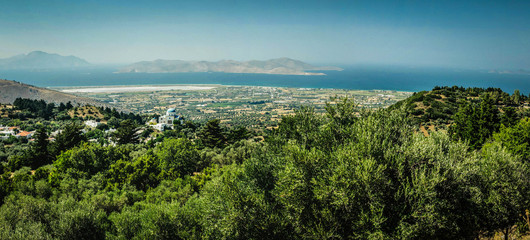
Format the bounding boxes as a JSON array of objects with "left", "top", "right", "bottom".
[{"left": 1, "top": 0, "right": 529, "bottom": 69}]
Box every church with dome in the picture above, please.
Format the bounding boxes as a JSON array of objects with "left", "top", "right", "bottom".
[
  {"left": 159, "top": 108, "right": 178, "bottom": 124},
  {"left": 148, "top": 108, "right": 183, "bottom": 131}
]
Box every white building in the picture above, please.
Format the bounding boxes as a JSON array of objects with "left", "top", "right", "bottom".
[
  {"left": 84, "top": 120, "right": 102, "bottom": 128},
  {"left": 153, "top": 123, "right": 168, "bottom": 131},
  {"left": 15, "top": 131, "right": 34, "bottom": 139},
  {"left": 0, "top": 128, "right": 15, "bottom": 139},
  {"left": 105, "top": 128, "right": 116, "bottom": 134},
  {"left": 146, "top": 108, "right": 183, "bottom": 131},
  {"left": 159, "top": 108, "right": 178, "bottom": 124}
]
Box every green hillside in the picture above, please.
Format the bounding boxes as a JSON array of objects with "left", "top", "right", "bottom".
[
  {"left": 392, "top": 86, "right": 529, "bottom": 127},
  {"left": 0, "top": 91, "right": 528, "bottom": 239}
]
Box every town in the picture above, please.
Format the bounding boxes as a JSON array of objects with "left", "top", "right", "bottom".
[{"left": 55, "top": 85, "right": 412, "bottom": 128}]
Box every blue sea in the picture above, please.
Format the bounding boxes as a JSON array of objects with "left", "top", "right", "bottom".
[{"left": 2, "top": 65, "right": 530, "bottom": 94}]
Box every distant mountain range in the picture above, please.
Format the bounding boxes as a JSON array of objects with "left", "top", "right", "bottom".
[
  {"left": 0, "top": 51, "right": 90, "bottom": 70},
  {"left": 117, "top": 58, "right": 343, "bottom": 75},
  {"left": 0, "top": 52, "right": 341, "bottom": 75}
]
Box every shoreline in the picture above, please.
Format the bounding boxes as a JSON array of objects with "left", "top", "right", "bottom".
[
  {"left": 51, "top": 83, "right": 413, "bottom": 94},
  {"left": 54, "top": 84, "right": 221, "bottom": 93},
  {"left": 114, "top": 71, "right": 327, "bottom": 76}
]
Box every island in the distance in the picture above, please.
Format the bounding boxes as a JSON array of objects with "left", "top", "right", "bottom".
[
  {"left": 0, "top": 51, "right": 90, "bottom": 69},
  {"left": 117, "top": 57, "right": 343, "bottom": 75}
]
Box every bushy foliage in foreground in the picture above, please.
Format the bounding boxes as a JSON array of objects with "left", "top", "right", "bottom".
[{"left": 0, "top": 98, "right": 528, "bottom": 239}]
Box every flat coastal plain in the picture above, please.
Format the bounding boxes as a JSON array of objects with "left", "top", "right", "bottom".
[{"left": 53, "top": 84, "right": 412, "bottom": 127}]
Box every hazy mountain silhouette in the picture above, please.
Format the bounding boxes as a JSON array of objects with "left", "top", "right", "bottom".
[
  {"left": 118, "top": 57, "right": 342, "bottom": 75},
  {"left": 0, "top": 51, "right": 90, "bottom": 69}
]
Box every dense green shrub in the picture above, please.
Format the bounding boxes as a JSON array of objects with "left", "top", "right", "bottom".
[{"left": 0, "top": 92, "right": 528, "bottom": 239}]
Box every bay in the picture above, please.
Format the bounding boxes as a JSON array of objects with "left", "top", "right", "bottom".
[{"left": 1, "top": 65, "right": 529, "bottom": 94}]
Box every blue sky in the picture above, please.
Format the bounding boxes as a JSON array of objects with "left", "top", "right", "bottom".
[{"left": 0, "top": 0, "right": 529, "bottom": 69}]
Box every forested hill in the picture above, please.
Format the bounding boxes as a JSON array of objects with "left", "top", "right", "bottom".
[
  {"left": 0, "top": 79, "right": 108, "bottom": 107},
  {"left": 0, "top": 90, "right": 529, "bottom": 239},
  {"left": 391, "top": 86, "right": 529, "bottom": 126}
]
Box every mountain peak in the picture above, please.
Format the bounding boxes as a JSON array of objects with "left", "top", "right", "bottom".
[
  {"left": 0, "top": 51, "right": 90, "bottom": 69},
  {"left": 27, "top": 50, "right": 48, "bottom": 55}
]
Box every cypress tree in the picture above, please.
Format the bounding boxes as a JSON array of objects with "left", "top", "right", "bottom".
[
  {"left": 31, "top": 126, "right": 50, "bottom": 168},
  {"left": 198, "top": 119, "right": 225, "bottom": 148}
]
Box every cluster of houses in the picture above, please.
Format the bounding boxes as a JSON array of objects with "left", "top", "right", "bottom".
[
  {"left": 0, "top": 126, "right": 35, "bottom": 140},
  {"left": 0, "top": 125, "right": 69, "bottom": 142},
  {"left": 0, "top": 108, "right": 181, "bottom": 143},
  {"left": 84, "top": 107, "right": 183, "bottom": 133},
  {"left": 0, "top": 120, "right": 105, "bottom": 142},
  {"left": 83, "top": 120, "right": 118, "bottom": 140}
]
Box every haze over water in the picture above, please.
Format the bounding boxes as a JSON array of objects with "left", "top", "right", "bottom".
[
  {"left": 1, "top": 1, "right": 529, "bottom": 94},
  {"left": 2, "top": 1, "right": 530, "bottom": 70},
  {"left": 3, "top": 67, "right": 530, "bottom": 95}
]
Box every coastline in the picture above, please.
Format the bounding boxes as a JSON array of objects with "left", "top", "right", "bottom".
[
  {"left": 114, "top": 71, "right": 327, "bottom": 76},
  {"left": 51, "top": 83, "right": 413, "bottom": 94},
  {"left": 54, "top": 84, "right": 220, "bottom": 93},
  {"left": 4, "top": 67, "right": 530, "bottom": 95}
]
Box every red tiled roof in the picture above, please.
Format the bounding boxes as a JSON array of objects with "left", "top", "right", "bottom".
[{"left": 18, "top": 131, "right": 32, "bottom": 137}]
